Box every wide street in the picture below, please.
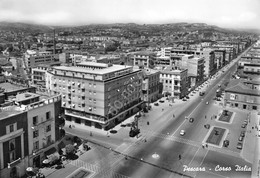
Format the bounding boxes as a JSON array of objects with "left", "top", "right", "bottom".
[{"left": 61, "top": 47, "right": 257, "bottom": 178}]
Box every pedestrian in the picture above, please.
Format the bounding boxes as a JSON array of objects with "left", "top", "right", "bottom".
[
  {"left": 202, "top": 144, "right": 205, "bottom": 149},
  {"left": 162, "top": 108, "right": 164, "bottom": 111},
  {"left": 205, "top": 115, "right": 207, "bottom": 119},
  {"left": 173, "top": 114, "right": 175, "bottom": 118},
  {"left": 69, "top": 125, "right": 72, "bottom": 129},
  {"left": 206, "top": 144, "right": 208, "bottom": 148},
  {"left": 178, "top": 154, "right": 182, "bottom": 160},
  {"left": 90, "top": 131, "right": 92, "bottom": 136}
]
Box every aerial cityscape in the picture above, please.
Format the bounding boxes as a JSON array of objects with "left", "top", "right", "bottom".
[{"left": 0, "top": 0, "right": 260, "bottom": 178}]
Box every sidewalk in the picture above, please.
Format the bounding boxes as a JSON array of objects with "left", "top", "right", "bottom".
[{"left": 251, "top": 113, "right": 260, "bottom": 178}]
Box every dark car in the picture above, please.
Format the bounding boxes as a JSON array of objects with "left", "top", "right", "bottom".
[
  {"left": 186, "top": 96, "right": 190, "bottom": 99},
  {"left": 159, "top": 100, "right": 164, "bottom": 103},
  {"left": 189, "top": 118, "right": 194, "bottom": 123},
  {"left": 204, "top": 124, "right": 210, "bottom": 129},
  {"left": 199, "top": 92, "right": 205, "bottom": 96},
  {"left": 182, "top": 98, "right": 187, "bottom": 101},
  {"left": 154, "top": 103, "right": 159, "bottom": 106},
  {"left": 237, "top": 142, "right": 243, "bottom": 149},
  {"left": 223, "top": 140, "right": 229, "bottom": 147}
]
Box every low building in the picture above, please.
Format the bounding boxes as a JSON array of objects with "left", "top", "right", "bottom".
[{"left": 224, "top": 79, "right": 260, "bottom": 110}]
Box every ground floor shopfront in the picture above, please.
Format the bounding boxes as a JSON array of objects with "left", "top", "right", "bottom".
[{"left": 225, "top": 100, "right": 259, "bottom": 111}]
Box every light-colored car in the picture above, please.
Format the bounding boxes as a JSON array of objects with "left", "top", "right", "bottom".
[
  {"left": 180, "top": 130, "right": 185, "bottom": 136},
  {"left": 206, "top": 101, "right": 209, "bottom": 105},
  {"left": 237, "top": 142, "right": 243, "bottom": 149}
]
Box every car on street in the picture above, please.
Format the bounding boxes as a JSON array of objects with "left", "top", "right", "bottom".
[
  {"left": 199, "top": 92, "right": 205, "bottom": 96},
  {"left": 223, "top": 140, "right": 229, "bottom": 147},
  {"left": 240, "top": 131, "right": 245, "bottom": 137},
  {"left": 204, "top": 124, "right": 210, "bottom": 129},
  {"left": 237, "top": 142, "right": 243, "bottom": 149},
  {"left": 241, "top": 124, "right": 246, "bottom": 128},
  {"left": 186, "top": 96, "right": 190, "bottom": 99},
  {"left": 189, "top": 118, "right": 194, "bottom": 123},
  {"left": 180, "top": 130, "right": 185, "bottom": 136},
  {"left": 238, "top": 136, "right": 244, "bottom": 141},
  {"left": 154, "top": 103, "right": 159, "bottom": 106},
  {"left": 159, "top": 100, "right": 164, "bottom": 103},
  {"left": 182, "top": 98, "right": 187, "bottom": 101},
  {"left": 206, "top": 101, "right": 209, "bottom": 105}
]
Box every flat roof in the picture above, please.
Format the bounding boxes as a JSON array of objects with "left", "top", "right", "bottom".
[
  {"left": 0, "top": 106, "right": 24, "bottom": 121},
  {"left": 16, "top": 92, "right": 40, "bottom": 102},
  {"left": 53, "top": 64, "right": 133, "bottom": 75}
]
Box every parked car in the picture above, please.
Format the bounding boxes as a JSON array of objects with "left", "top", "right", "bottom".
[
  {"left": 206, "top": 101, "right": 209, "bottom": 105},
  {"left": 204, "top": 124, "right": 210, "bottom": 129},
  {"left": 238, "top": 136, "right": 244, "bottom": 141},
  {"left": 154, "top": 103, "right": 159, "bottom": 106},
  {"left": 240, "top": 131, "right": 245, "bottom": 137},
  {"left": 180, "top": 130, "right": 185, "bottom": 136},
  {"left": 182, "top": 98, "right": 187, "bottom": 101},
  {"left": 199, "top": 92, "right": 205, "bottom": 96},
  {"left": 223, "top": 140, "right": 229, "bottom": 147},
  {"left": 159, "top": 100, "right": 164, "bottom": 103},
  {"left": 241, "top": 124, "right": 246, "bottom": 128},
  {"left": 186, "top": 96, "right": 190, "bottom": 99},
  {"left": 237, "top": 142, "right": 243, "bottom": 149}
]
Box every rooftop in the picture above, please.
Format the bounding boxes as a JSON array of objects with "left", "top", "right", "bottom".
[
  {"left": 0, "top": 82, "right": 26, "bottom": 92},
  {"left": 16, "top": 92, "right": 40, "bottom": 102},
  {"left": 53, "top": 62, "right": 133, "bottom": 75},
  {"left": 225, "top": 79, "right": 260, "bottom": 96},
  {"left": 0, "top": 105, "right": 24, "bottom": 121}
]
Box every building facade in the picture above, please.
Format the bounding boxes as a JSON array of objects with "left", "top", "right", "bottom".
[
  {"left": 46, "top": 62, "right": 143, "bottom": 130},
  {"left": 142, "top": 68, "right": 160, "bottom": 103},
  {"left": 224, "top": 79, "right": 260, "bottom": 110},
  {"left": 160, "top": 67, "right": 188, "bottom": 99}
]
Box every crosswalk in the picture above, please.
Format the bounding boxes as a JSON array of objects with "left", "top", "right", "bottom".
[
  {"left": 69, "top": 159, "right": 130, "bottom": 178},
  {"left": 69, "top": 128, "right": 241, "bottom": 178}
]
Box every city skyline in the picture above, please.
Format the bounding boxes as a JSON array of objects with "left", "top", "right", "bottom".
[{"left": 0, "top": 0, "right": 260, "bottom": 30}]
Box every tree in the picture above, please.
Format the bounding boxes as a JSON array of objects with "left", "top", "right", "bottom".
[{"left": 65, "top": 144, "right": 75, "bottom": 155}]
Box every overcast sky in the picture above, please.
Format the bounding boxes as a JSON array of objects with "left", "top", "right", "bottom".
[{"left": 0, "top": 0, "right": 259, "bottom": 30}]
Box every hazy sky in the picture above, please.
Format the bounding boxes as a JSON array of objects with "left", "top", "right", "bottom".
[{"left": 0, "top": 0, "right": 259, "bottom": 29}]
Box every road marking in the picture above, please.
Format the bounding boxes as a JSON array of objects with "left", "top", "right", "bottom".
[
  {"left": 187, "top": 147, "right": 201, "bottom": 167},
  {"left": 171, "top": 99, "right": 203, "bottom": 137}
]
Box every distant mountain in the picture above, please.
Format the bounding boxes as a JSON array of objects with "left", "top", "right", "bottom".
[
  {"left": 0, "top": 21, "right": 258, "bottom": 35},
  {"left": 0, "top": 22, "right": 52, "bottom": 33}
]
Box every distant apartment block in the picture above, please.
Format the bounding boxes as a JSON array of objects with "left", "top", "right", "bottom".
[
  {"left": 24, "top": 50, "right": 59, "bottom": 70},
  {"left": 131, "top": 51, "right": 156, "bottom": 68},
  {"left": 46, "top": 62, "right": 143, "bottom": 130}
]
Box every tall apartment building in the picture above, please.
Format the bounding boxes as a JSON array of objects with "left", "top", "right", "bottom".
[
  {"left": 170, "top": 48, "right": 215, "bottom": 78},
  {"left": 160, "top": 67, "right": 188, "bottom": 99},
  {"left": 46, "top": 62, "right": 143, "bottom": 130}
]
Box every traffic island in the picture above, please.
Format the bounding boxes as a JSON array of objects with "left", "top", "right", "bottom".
[
  {"left": 206, "top": 127, "right": 226, "bottom": 146},
  {"left": 218, "top": 110, "right": 233, "bottom": 123}
]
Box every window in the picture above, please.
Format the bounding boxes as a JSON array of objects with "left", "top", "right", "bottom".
[
  {"left": 46, "top": 112, "right": 51, "bottom": 120},
  {"left": 33, "top": 141, "right": 39, "bottom": 150},
  {"left": 33, "top": 116, "right": 38, "bottom": 125},
  {"left": 47, "top": 135, "right": 51, "bottom": 145},
  {"left": 75, "top": 118, "right": 81, "bottom": 124},
  {"left": 9, "top": 140, "right": 15, "bottom": 151},
  {"left": 10, "top": 151, "right": 15, "bottom": 162},
  {"left": 10, "top": 124, "right": 14, "bottom": 133},
  {"left": 33, "top": 130, "right": 39, "bottom": 138},
  {"left": 46, "top": 125, "right": 51, "bottom": 132}
]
